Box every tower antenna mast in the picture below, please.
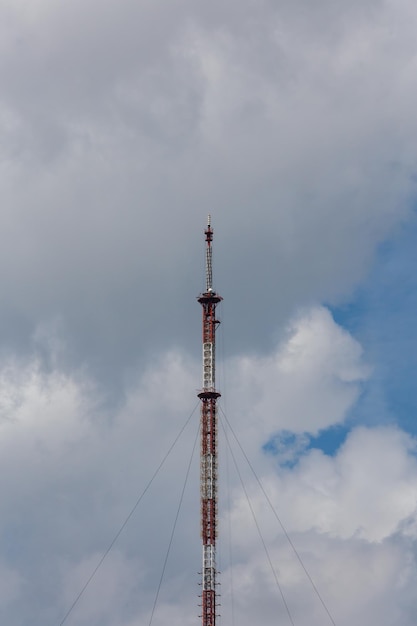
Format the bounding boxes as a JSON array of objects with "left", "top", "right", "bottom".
[{"left": 197, "top": 215, "right": 222, "bottom": 626}]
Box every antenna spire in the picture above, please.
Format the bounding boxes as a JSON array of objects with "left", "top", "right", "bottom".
[
  {"left": 197, "top": 217, "right": 222, "bottom": 626},
  {"left": 205, "top": 215, "right": 213, "bottom": 292}
]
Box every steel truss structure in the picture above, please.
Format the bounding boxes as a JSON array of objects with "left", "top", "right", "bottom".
[{"left": 197, "top": 216, "right": 222, "bottom": 626}]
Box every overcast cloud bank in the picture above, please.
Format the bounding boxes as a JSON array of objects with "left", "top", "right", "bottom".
[{"left": 0, "top": 0, "right": 415, "bottom": 373}]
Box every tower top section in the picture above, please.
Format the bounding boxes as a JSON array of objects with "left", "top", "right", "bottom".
[
  {"left": 199, "top": 215, "right": 222, "bottom": 304},
  {"left": 205, "top": 214, "right": 213, "bottom": 292},
  {"left": 197, "top": 217, "right": 221, "bottom": 626}
]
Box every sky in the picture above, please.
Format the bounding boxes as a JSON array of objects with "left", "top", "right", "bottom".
[{"left": 0, "top": 0, "right": 417, "bottom": 624}]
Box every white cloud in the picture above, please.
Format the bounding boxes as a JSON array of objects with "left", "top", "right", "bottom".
[
  {"left": 225, "top": 307, "right": 370, "bottom": 447},
  {"left": 0, "top": 308, "right": 413, "bottom": 624},
  {"left": 227, "top": 426, "right": 417, "bottom": 543},
  {"left": 221, "top": 425, "right": 417, "bottom": 625},
  {"left": 61, "top": 551, "right": 145, "bottom": 626},
  {"left": 0, "top": 350, "right": 201, "bottom": 624},
  {"left": 221, "top": 530, "right": 416, "bottom": 625}
]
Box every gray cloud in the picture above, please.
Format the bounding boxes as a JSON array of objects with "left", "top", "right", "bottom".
[
  {"left": 0, "top": 311, "right": 413, "bottom": 624},
  {"left": 0, "top": 1, "right": 416, "bottom": 624},
  {"left": 0, "top": 0, "right": 414, "bottom": 383}
]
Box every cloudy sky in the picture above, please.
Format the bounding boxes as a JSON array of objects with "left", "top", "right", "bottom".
[{"left": 0, "top": 0, "right": 417, "bottom": 624}]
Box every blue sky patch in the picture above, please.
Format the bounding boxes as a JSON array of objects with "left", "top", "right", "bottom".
[
  {"left": 307, "top": 424, "right": 350, "bottom": 456},
  {"left": 330, "top": 212, "right": 417, "bottom": 435}
]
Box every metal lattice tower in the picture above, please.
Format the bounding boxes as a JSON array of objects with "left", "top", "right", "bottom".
[{"left": 197, "top": 215, "right": 222, "bottom": 626}]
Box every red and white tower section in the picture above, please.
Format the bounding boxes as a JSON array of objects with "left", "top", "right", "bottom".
[{"left": 198, "top": 215, "right": 222, "bottom": 626}]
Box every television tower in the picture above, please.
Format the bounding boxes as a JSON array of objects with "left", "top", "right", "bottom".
[{"left": 198, "top": 215, "right": 222, "bottom": 626}]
